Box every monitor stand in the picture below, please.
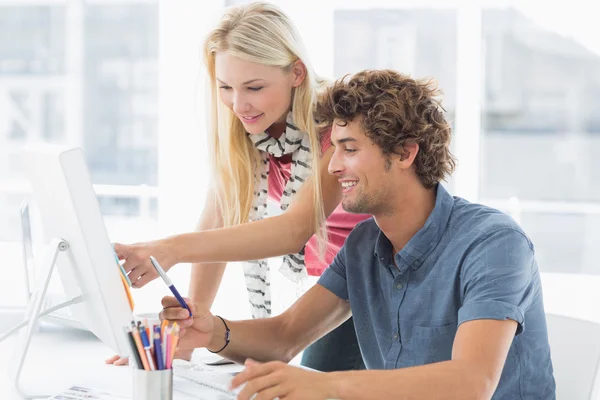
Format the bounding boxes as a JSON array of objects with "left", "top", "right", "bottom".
[{"left": 8, "top": 237, "right": 82, "bottom": 399}]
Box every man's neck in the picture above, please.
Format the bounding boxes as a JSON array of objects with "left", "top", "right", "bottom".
[{"left": 374, "top": 183, "right": 437, "bottom": 256}]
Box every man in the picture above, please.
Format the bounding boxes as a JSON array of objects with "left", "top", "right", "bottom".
[{"left": 161, "top": 70, "right": 556, "bottom": 399}]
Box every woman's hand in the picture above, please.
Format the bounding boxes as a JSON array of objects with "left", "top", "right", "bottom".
[
  {"left": 114, "top": 240, "right": 176, "bottom": 288},
  {"left": 105, "top": 348, "right": 194, "bottom": 366},
  {"left": 104, "top": 354, "right": 129, "bottom": 366}
]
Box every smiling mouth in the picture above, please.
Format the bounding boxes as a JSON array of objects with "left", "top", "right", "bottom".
[
  {"left": 240, "top": 114, "right": 264, "bottom": 123},
  {"left": 341, "top": 181, "right": 358, "bottom": 193}
]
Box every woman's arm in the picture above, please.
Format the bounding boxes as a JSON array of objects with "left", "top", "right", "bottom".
[
  {"left": 188, "top": 187, "right": 227, "bottom": 308},
  {"left": 115, "top": 147, "right": 342, "bottom": 286},
  {"left": 116, "top": 187, "right": 227, "bottom": 291},
  {"left": 170, "top": 192, "right": 227, "bottom": 362},
  {"left": 169, "top": 146, "right": 342, "bottom": 264}
]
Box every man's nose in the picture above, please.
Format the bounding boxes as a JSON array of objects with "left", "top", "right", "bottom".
[{"left": 328, "top": 148, "right": 343, "bottom": 176}]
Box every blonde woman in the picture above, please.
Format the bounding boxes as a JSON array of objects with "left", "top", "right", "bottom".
[{"left": 107, "top": 1, "right": 368, "bottom": 371}]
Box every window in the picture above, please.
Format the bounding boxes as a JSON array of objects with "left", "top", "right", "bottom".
[
  {"left": 480, "top": 8, "right": 600, "bottom": 277},
  {"left": 333, "top": 8, "right": 458, "bottom": 192},
  {"left": 3, "top": 0, "right": 598, "bottom": 326},
  {"left": 0, "top": 1, "right": 159, "bottom": 309},
  {"left": 288, "top": 0, "right": 600, "bottom": 322}
]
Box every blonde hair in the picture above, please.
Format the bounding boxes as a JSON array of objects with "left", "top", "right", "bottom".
[{"left": 203, "top": 1, "right": 327, "bottom": 251}]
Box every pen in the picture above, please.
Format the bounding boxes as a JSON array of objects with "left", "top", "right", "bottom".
[
  {"left": 131, "top": 322, "right": 150, "bottom": 371},
  {"left": 140, "top": 328, "right": 156, "bottom": 371},
  {"left": 165, "top": 328, "right": 173, "bottom": 369},
  {"left": 113, "top": 249, "right": 132, "bottom": 287},
  {"left": 162, "top": 324, "right": 169, "bottom": 368},
  {"left": 124, "top": 326, "right": 143, "bottom": 369},
  {"left": 161, "top": 319, "right": 168, "bottom": 339},
  {"left": 144, "top": 318, "right": 151, "bottom": 347},
  {"left": 153, "top": 326, "right": 164, "bottom": 370},
  {"left": 171, "top": 322, "right": 180, "bottom": 369},
  {"left": 149, "top": 256, "right": 192, "bottom": 317}
]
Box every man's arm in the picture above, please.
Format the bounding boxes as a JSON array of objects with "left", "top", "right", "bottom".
[
  {"left": 329, "top": 228, "right": 534, "bottom": 399},
  {"left": 232, "top": 319, "right": 517, "bottom": 400},
  {"left": 169, "top": 284, "right": 351, "bottom": 365},
  {"left": 332, "top": 229, "right": 534, "bottom": 399},
  {"left": 330, "top": 319, "right": 517, "bottom": 400},
  {"left": 233, "top": 227, "right": 533, "bottom": 400}
]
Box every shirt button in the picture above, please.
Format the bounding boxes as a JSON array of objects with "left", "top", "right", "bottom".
[
  {"left": 396, "top": 283, "right": 404, "bottom": 290},
  {"left": 392, "top": 333, "right": 399, "bottom": 341}
]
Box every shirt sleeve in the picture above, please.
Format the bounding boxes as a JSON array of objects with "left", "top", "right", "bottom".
[
  {"left": 458, "top": 228, "right": 536, "bottom": 335},
  {"left": 317, "top": 244, "right": 349, "bottom": 300}
]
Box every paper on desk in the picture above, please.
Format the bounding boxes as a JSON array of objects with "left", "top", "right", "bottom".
[
  {"left": 172, "top": 360, "right": 242, "bottom": 400},
  {"left": 173, "top": 376, "right": 237, "bottom": 400},
  {"left": 47, "top": 385, "right": 128, "bottom": 400}
]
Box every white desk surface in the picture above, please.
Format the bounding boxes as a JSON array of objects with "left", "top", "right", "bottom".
[{"left": 0, "top": 322, "right": 242, "bottom": 400}]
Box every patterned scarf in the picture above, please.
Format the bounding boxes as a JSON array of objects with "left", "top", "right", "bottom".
[{"left": 245, "top": 112, "right": 313, "bottom": 318}]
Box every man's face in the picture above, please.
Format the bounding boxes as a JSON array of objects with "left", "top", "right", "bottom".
[{"left": 328, "top": 119, "right": 397, "bottom": 216}]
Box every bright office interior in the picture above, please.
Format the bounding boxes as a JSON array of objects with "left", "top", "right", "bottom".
[{"left": 0, "top": 0, "right": 599, "bottom": 398}]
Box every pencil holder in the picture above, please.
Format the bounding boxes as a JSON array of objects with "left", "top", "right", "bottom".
[{"left": 132, "top": 368, "right": 173, "bottom": 400}]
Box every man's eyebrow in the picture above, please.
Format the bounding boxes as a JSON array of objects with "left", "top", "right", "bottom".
[
  {"left": 333, "top": 137, "right": 357, "bottom": 146},
  {"left": 216, "top": 78, "right": 265, "bottom": 85}
]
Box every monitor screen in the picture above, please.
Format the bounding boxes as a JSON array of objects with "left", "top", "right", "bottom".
[{"left": 21, "top": 144, "right": 134, "bottom": 356}]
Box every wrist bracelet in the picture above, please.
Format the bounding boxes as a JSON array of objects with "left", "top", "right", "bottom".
[{"left": 208, "top": 315, "right": 230, "bottom": 354}]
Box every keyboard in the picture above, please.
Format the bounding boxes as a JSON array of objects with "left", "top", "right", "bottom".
[{"left": 173, "top": 362, "right": 243, "bottom": 400}]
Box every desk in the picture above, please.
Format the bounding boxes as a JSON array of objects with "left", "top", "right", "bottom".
[
  {"left": 1, "top": 323, "right": 131, "bottom": 399},
  {"left": 0, "top": 322, "right": 242, "bottom": 400}
]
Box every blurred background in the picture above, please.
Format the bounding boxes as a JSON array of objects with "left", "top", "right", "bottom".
[{"left": 0, "top": 0, "right": 598, "bottom": 325}]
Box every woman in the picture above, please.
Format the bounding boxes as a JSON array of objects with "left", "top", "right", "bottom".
[{"left": 108, "top": 1, "right": 368, "bottom": 372}]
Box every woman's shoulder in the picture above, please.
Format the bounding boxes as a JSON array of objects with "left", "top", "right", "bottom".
[
  {"left": 317, "top": 126, "right": 332, "bottom": 155},
  {"left": 314, "top": 76, "right": 334, "bottom": 148}
]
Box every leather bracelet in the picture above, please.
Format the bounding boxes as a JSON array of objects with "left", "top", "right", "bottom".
[{"left": 208, "top": 315, "right": 230, "bottom": 354}]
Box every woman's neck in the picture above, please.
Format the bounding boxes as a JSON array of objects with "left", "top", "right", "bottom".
[
  {"left": 265, "top": 112, "right": 289, "bottom": 139},
  {"left": 266, "top": 121, "right": 286, "bottom": 139}
]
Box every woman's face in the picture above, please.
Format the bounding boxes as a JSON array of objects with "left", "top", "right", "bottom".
[{"left": 215, "top": 52, "right": 305, "bottom": 135}]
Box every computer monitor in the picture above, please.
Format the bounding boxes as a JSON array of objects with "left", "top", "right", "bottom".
[{"left": 18, "top": 144, "right": 134, "bottom": 356}]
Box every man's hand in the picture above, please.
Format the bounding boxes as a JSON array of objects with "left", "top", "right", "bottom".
[
  {"left": 231, "top": 359, "right": 339, "bottom": 400},
  {"left": 159, "top": 296, "right": 215, "bottom": 350}
]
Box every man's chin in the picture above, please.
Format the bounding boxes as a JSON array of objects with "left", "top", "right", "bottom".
[{"left": 342, "top": 201, "right": 360, "bottom": 214}]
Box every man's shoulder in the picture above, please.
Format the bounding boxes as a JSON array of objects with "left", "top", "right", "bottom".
[
  {"left": 346, "top": 216, "right": 379, "bottom": 242},
  {"left": 451, "top": 198, "right": 533, "bottom": 249},
  {"left": 334, "top": 217, "right": 378, "bottom": 271},
  {"left": 344, "top": 217, "right": 381, "bottom": 249}
]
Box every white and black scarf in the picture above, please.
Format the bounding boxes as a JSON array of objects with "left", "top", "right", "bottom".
[{"left": 244, "top": 112, "right": 313, "bottom": 318}]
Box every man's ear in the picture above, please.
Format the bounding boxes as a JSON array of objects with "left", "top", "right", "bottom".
[
  {"left": 290, "top": 59, "right": 307, "bottom": 88},
  {"left": 399, "top": 141, "right": 419, "bottom": 168}
]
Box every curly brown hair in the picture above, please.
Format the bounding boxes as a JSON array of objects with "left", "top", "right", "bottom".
[{"left": 316, "top": 69, "right": 456, "bottom": 189}]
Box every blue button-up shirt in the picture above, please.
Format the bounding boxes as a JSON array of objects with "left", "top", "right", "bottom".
[{"left": 318, "top": 184, "right": 555, "bottom": 399}]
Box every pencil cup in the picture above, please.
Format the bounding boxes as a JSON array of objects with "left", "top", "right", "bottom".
[{"left": 132, "top": 368, "right": 173, "bottom": 400}]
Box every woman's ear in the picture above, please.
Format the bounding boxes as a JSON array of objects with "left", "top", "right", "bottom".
[{"left": 290, "top": 60, "right": 307, "bottom": 88}]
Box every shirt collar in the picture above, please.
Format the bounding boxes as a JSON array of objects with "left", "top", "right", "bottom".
[{"left": 374, "top": 184, "right": 454, "bottom": 270}]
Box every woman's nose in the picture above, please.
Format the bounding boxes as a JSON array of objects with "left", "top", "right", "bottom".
[{"left": 232, "top": 92, "right": 251, "bottom": 115}]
